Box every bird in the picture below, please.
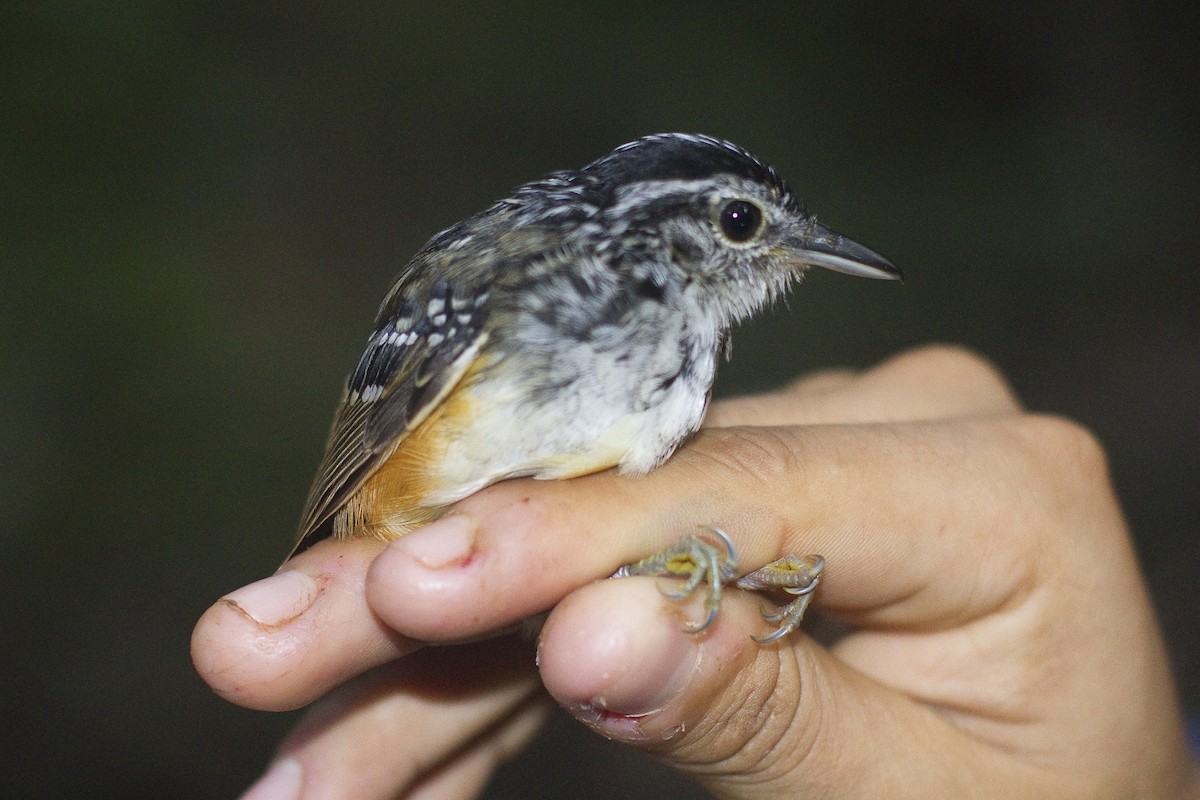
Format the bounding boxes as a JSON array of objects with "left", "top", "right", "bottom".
[{"left": 289, "top": 133, "right": 900, "bottom": 640}]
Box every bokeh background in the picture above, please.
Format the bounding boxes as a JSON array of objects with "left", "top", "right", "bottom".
[{"left": 4, "top": 2, "right": 1197, "bottom": 797}]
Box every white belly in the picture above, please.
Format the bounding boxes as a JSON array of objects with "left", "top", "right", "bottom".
[{"left": 419, "top": 351, "right": 712, "bottom": 505}]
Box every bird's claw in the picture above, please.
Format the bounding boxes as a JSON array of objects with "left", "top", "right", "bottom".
[
  {"left": 613, "top": 525, "right": 737, "bottom": 633},
  {"left": 614, "top": 528, "right": 823, "bottom": 641},
  {"left": 737, "top": 554, "right": 824, "bottom": 643}
]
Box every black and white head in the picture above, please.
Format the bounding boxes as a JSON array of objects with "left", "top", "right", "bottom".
[{"left": 507, "top": 133, "right": 901, "bottom": 323}]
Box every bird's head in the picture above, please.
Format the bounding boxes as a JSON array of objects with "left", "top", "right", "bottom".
[{"left": 532, "top": 133, "right": 902, "bottom": 323}]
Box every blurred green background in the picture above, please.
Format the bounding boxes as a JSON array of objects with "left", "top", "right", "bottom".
[{"left": 4, "top": 2, "right": 1197, "bottom": 797}]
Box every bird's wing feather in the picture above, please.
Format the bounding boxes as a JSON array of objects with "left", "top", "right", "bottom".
[{"left": 289, "top": 276, "right": 490, "bottom": 557}]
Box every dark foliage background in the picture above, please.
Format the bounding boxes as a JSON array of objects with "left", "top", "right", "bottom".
[{"left": 3, "top": 3, "right": 1196, "bottom": 797}]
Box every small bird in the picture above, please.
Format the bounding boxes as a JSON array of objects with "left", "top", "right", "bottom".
[{"left": 290, "top": 133, "right": 900, "bottom": 640}]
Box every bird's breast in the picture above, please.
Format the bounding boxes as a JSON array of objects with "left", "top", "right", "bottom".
[{"left": 344, "top": 301, "right": 720, "bottom": 538}]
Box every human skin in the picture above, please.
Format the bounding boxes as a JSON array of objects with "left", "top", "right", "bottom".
[{"left": 192, "top": 345, "right": 1200, "bottom": 799}]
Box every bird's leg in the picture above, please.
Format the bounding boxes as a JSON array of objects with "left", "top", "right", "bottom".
[{"left": 613, "top": 526, "right": 824, "bottom": 641}]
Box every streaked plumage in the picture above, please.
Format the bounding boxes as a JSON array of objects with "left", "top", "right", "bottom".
[{"left": 290, "top": 134, "right": 899, "bottom": 561}]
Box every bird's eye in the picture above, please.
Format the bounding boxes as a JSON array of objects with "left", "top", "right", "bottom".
[{"left": 718, "top": 200, "right": 763, "bottom": 243}]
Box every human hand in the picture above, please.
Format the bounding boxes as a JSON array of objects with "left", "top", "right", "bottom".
[{"left": 193, "top": 346, "right": 1199, "bottom": 798}]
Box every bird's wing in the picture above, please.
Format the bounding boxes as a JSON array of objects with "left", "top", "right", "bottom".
[{"left": 289, "top": 276, "right": 490, "bottom": 558}]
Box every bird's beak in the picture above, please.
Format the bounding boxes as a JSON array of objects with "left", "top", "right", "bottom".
[{"left": 789, "top": 222, "right": 902, "bottom": 280}]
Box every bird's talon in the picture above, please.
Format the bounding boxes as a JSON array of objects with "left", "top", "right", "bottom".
[
  {"left": 615, "top": 531, "right": 823, "bottom": 640},
  {"left": 685, "top": 604, "right": 720, "bottom": 634},
  {"left": 752, "top": 623, "right": 794, "bottom": 645},
  {"left": 751, "top": 581, "right": 819, "bottom": 644},
  {"left": 661, "top": 585, "right": 692, "bottom": 601},
  {"left": 739, "top": 554, "right": 824, "bottom": 642},
  {"left": 616, "top": 525, "right": 736, "bottom": 633},
  {"left": 760, "top": 607, "right": 784, "bottom": 623}
]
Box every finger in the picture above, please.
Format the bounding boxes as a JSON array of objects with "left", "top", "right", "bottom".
[
  {"left": 241, "top": 637, "right": 547, "bottom": 800},
  {"left": 363, "top": 346, "right": 1020, "bottom": 642},
  {"left": 192, "top": 537, "right": 416, "bottom": 711},
  {"left": 534, "top": 432, "right": 1191, "bottom": 799},
  {"left": 704, "top": 344, "right": 1021, "bottom": 428},
  {"left": 366, "top": 412, "right": 1065, "bottom": 643},
  {"left": 402, "top": 700, "right": 548, "bottom": 800},
  {"left": 537, "top": 575, "right": 1044, "bottom": 799}
]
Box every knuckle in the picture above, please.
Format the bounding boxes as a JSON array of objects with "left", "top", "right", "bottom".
[
  {"left": 783, "top": 367, "right": 857, "bottom": 394},
  {"left": 679, "top": 426, "right": 803, "bottom": 490},
  {"left": 893, "top": 343, "right": 1023, "bottom": 410},
  {"left": 1015, "top": 413, "right": 1110, "bottom": 478},
  {"left": 905, "top": 342, "right": 994, "bottom": 373}
]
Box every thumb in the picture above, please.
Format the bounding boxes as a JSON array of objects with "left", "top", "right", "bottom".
[{"left": 536, "top": 576, "right": 1014, "bottom": 799}]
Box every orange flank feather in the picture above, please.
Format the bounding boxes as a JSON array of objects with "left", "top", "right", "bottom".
[{"left": 332, "top": 358, "right": 485, "bottom": 542}]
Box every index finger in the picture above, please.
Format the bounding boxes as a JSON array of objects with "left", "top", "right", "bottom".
[
  {"left": 364, "top": 411, "right": 1058, "bottom": 647},
  {"left": 705, "top": 345, "right": 1021, "bottom": 428}
]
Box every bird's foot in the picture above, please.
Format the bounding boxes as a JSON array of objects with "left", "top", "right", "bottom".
[
  {"left": 735, "top": 554, "right": 824, "bottom": 643},
  {"left": 613, "top": 526, "right": 823, "bottom": 641}
]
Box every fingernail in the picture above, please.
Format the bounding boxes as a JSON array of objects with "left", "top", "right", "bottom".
[
  {"left": 395, "top": 514, "right": 476, "bottom": 569},
  {"left": 240, "top": 757, "right": 302, "bottom": 800},
  {"left": 223, "top": 571, "right": 320, "bottom": 627}
]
